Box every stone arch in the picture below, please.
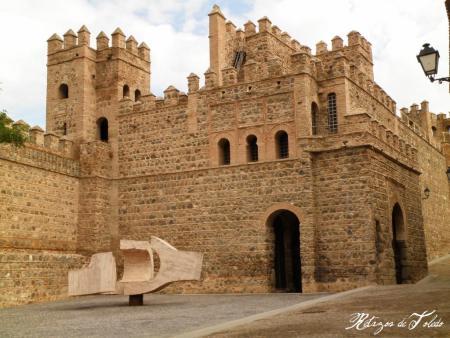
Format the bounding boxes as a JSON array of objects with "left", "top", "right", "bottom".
[
  {"left": 388, "top": 191, "right": 408, "bottom": 240},
  {"left": 391, "top": 203, "right": 407, "bottom": 284},
  {"left": 263, "top": 203, "right": 305, "bottom": 293}
]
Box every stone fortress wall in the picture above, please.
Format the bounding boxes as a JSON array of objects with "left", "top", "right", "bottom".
[
  {"left": 0, "top": 129, "right": 85, "bottom": 307},
  {"left": 1, "top": 4, "right": 449, "bottom": 307}
]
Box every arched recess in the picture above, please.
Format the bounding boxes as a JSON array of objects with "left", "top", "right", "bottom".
[
  {"left": 391, "top": 203, "right": 407, "bottom": 284},
  {"left": 263, "top": 203, "right": 305, "bottom": 293},
  {"left": 123, "top": 84, "right": 130, "bottom": 98},
  {"left": 59, "top": 84, "right": 69, "bottom": 99},
  {"left": 135, "top": 89, "right": 141, "bottom": 101}
]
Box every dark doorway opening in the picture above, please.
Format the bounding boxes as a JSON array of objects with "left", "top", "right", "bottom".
[
  {"left": 392, "top": 203, "right": 406, "bottom": 284},
  {"left": 271, "top": 210, "right": 301, "bottom": 292}
]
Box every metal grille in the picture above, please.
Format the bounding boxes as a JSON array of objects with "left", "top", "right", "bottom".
[
  {"left": 277, "top": 131, "right": 289, "bottom": 159},
  {"left": 327, "top": 93, "right": 338, "bottom": 133}
]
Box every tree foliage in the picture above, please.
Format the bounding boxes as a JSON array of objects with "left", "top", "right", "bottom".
[{"left": 0, "top": 110, "right": 28, "bottom": 146}]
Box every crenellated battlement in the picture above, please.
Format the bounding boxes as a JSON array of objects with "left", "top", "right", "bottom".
[
  {"left": 400, "top": 101, "right": 450, "bottom": 147},
  {"left": 347, "top": 63, "right": 396, "bottom": 113},
  {"left": 27, "top": 126, "right": 76, "bottom": 158},
  {"left": 205, "top": 4, "right": 375, "bottom": 94},
  {"left": 47, "top": 26, "right": 150, "bottom": 63},
  {"left": 369, "top": 118, "right": 419, "bottom": 165},
  {"left": 1, "top": 117, "right": 76, "bottom": 159},
  {"left": 314, "top": 31, "right": 374, "bottom": 80}
]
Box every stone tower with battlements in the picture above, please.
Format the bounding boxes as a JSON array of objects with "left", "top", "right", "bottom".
[{"left": 46, "top": 26, "right": 150, "bottom": 145}]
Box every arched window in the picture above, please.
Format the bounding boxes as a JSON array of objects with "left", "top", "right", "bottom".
[
  {"left": 135, "top": 89, "right": 141, "bottom": 102},
  {"left": 123, "top": 85, "right": 130, "bottom": 98},
  {"left": 275, "top": 130, "right": 289, "bottom": 159},
  {"left": 246, "top": 135, "right": 258, "bottom": 162},
  {"left": 62, "top": 122, "right": 67, "bottom": 136},
  {"left": 97, "top": 117, "right": 109, "bottom": 142},
  {"left": 431, "top": 126, "right": 437, "bottom": 136},
  {"left": 218, "top": 138, "right": 230, "bottom": 165},
  {"left": 311, "top": 102, "right": 319, "bottom": 135},
  {"left": 59, "top": 84, "right": 69, "bottom": 99},
  {"left": 327, "top": 93, "right": 338, "bottom": 133}
]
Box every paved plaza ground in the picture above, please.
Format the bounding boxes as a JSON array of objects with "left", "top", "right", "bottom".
[
  {"left": 0, "top": 256, "right": 449, "bottom": 338},
  {"left": 0, "top": 293, "right": 328, "bottom": 338}
]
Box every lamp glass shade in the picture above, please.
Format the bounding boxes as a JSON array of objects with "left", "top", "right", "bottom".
[{"left": 417, "top": 44, "right": 439, "bottom": 76}]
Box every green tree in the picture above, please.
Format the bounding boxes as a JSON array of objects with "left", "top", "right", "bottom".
[{"left": 0, "top": 110, "right": 28, "bottom": 146}]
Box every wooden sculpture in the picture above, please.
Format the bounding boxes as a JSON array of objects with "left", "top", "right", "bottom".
[{"left": 68, "top": 236, "right": 203, "bottom": 305}]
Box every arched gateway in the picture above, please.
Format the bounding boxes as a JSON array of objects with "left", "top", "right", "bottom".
[
  {"left": 266, "top": 206, "right": 302, "bottom": 293},
  {"left": 392, "top": 203, "right": 407, "bottom": 284}
]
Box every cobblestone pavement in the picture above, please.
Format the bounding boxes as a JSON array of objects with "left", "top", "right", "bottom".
[
  {"left": 207, "top": 256, "right": 450, "bottom": 337},
  {"left": 0, "top": 293, "right": 328, "bottom": 338}
]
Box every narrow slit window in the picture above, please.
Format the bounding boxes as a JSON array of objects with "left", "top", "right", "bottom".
[
  {"left": 311, "top": 102, "right": 319, "bottom": 135},
  {"left": 275, "top": 131, "right": 289, "bottom": 159},
  {"left": 246, "top": 135, "right": 258, "bottom": 162},
  {"left": 218, "top": 138, "right": 230, "bottom": 165},
  {"left": 327, "top": 93, "right": 338, "bottom": 133}
]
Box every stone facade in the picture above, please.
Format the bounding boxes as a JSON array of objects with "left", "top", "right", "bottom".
[{"left": 1, "top": 4, "right": 449, "bottom": 306}]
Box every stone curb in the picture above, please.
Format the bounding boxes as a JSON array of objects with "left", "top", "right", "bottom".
[{"left": 171, "top": 285, "right": 375, "bottom": 338}]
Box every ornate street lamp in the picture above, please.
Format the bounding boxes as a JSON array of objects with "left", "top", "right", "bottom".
[{"left": 417, "top": 43, "right": 450, "bottom": 83}]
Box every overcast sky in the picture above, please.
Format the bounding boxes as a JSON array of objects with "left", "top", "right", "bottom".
[{"left": 0, "top": 0, "right": 448, "bottom": 128}]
